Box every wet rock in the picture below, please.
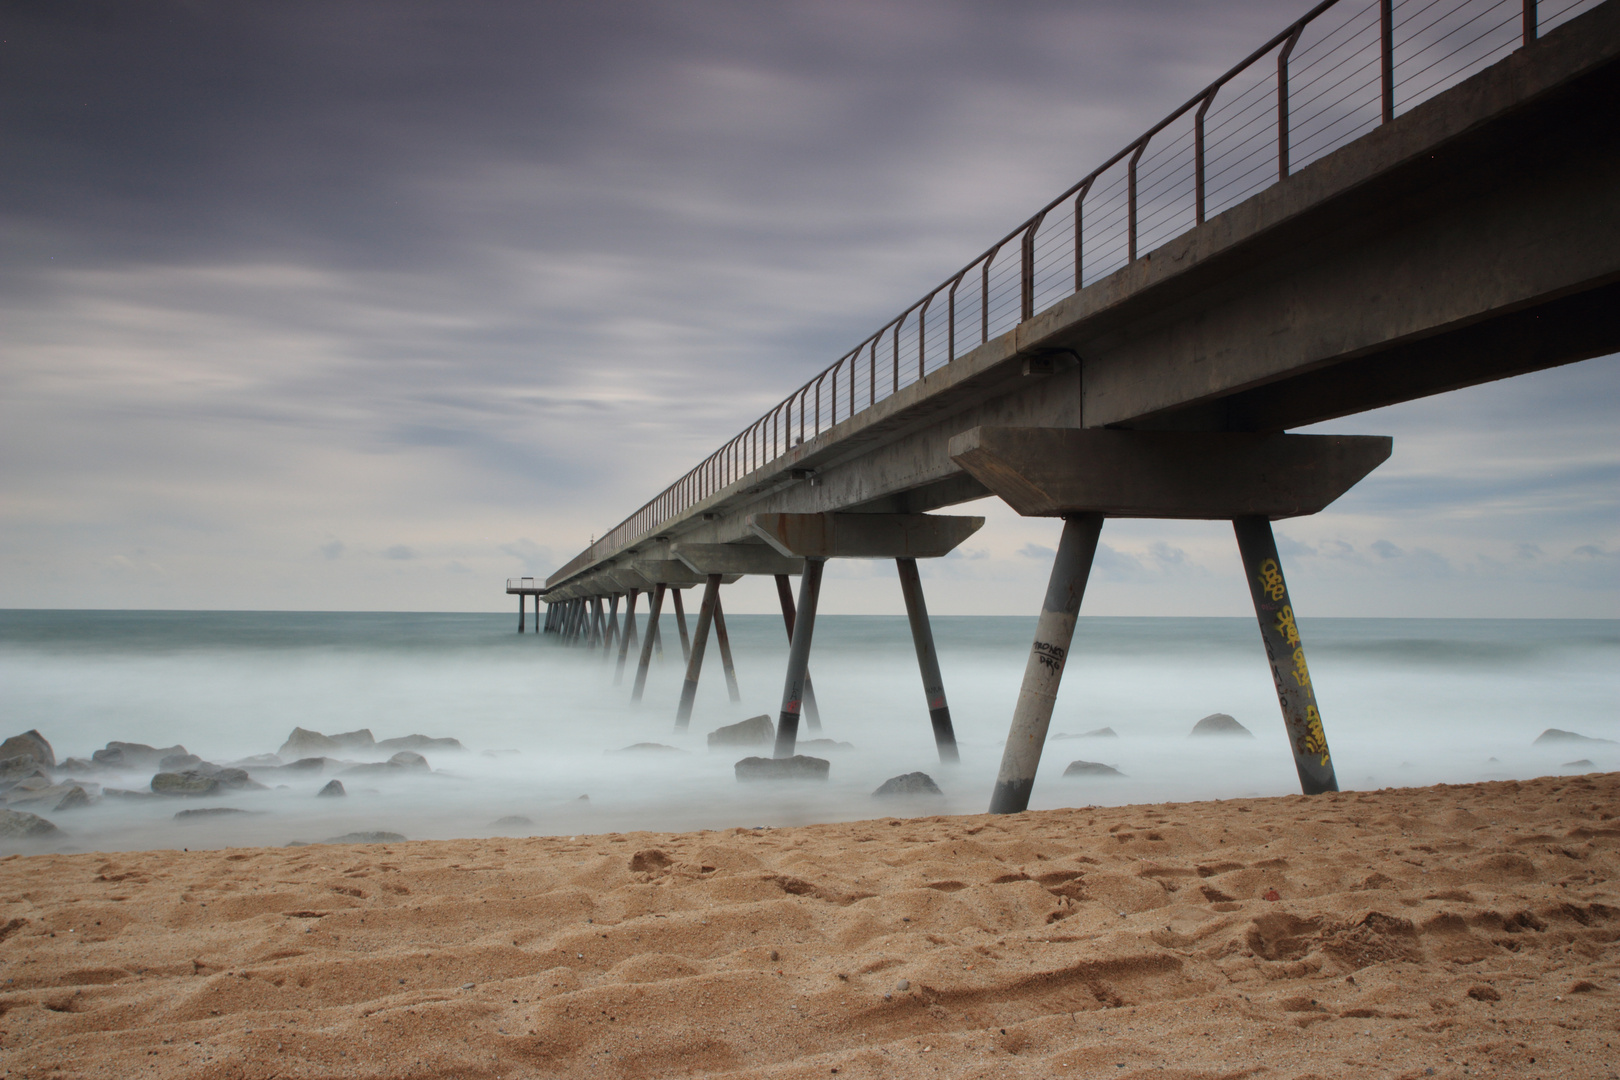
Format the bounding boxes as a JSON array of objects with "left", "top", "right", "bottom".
[
  {"left": 0, "top": 755, "right": 47, "bottom": 786},
  {"left": 277, "top": 728, "right": 344, "bottom": 758},
  {"left": 1052, "top": 726, "right": 1118, "bottom": 740},
  {"left": 606, "top": 743, "right": 689, "bottom": 755},
  {"left": 151, "top": 771, "right": 222, "bottom": 797},
  {"left": 872, "top": 772, "right": 942, "bottom": 796},
  {"left": 282, "top": 756, "right": 338, "bottom": 773},
  {"left": 323, "top": 831, "right": 406, "bottom": 844},
  {"left": 6, "top": 783, "right": 97, "bottom": 811},
  {"left": 57, "top": 757, "right": 99, "bottom": 774},
  {"left": 103, "top": 788, "right": 161, "bottom": 800},
  {"left": 1562, "top": 759, "right": 1596, "bottom": 769},
  {"left": 1534, "top": 728, "right": 1616, "bottom": 745},
  {"left": 0, "top": 808, "right": 60, "bottom": 838},
  {"left": 175, "top": 807, "right": 255, "bottom": 820},
  {"left": 490, "top": 815, "right": 533, "bottom": 828},
  {"left": 734, "top": 755, "right": 829, "bottom": 782},
  {"left": 330, "top": 729, "right": 376, "bottom": 750},
  {"left": 0, "top": 730, "right": 55, "bottom": 769},
  {"left": 388, "top": 751, "right": 429, "bottom": 771},
  {"left": 709, "top": 715, "right": 774, "bottom": 749},
  {"left": 92, "top": 742, "right": 188, "bottom": 769},
  {"left": 192, "top": 764, "right": 263, "bottom": 790},
  {"left": 1063, "top": 760, "right": 1127, "bottom": 778},
  {"left": 52, "top": 786, "right": 95, "bottom": 812},
  {"left": 2, "top": 771, "right": 53, "bottom": 796},
  {"left": 341, "top": 751, "right": 430, "bottom": 776},
  {"left": 317, "top": 779, "right": 346, "bottom": 798},
  {"left": 159, "top": 753, "right": 204, "bottom": 771},
  {"left": 797, "top": 739, "right": 854, "bottom": 752},
  {"left": 376, "top": 735, "right": 464, "bottom": 753},
  {"left": 229, "top": 754, "right": 284, "bottom": 769},
  {"left": 1190, "top": 713, "right": 1253, "bottom": 738}
]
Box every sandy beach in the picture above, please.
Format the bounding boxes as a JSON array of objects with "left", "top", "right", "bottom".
[{"left": 1, "top": 770, "right": 1615, "bottom": 1079}]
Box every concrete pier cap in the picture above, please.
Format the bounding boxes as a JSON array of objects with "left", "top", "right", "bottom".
[
  {"left": 747, "top": 512, "right": 985, "bottom": 559},
  {"left": 672, "top": 543, "right": 806, "bottom": 577},
  {"left": 948, "top": 427, "right": 1391, "bottom": 519}
]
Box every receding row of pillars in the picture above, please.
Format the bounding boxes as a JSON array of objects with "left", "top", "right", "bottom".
[{"left": 526, "top": 512, "right": 1335, "bottom": 813}]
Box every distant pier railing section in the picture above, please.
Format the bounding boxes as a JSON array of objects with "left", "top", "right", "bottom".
[{"left": 553, "top": 0, "right": 1599, "bottom": 583}]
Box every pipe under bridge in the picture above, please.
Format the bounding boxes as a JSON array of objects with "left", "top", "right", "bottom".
[{"left": 532, "top": 0, "right": 1620, "bottom": 811}]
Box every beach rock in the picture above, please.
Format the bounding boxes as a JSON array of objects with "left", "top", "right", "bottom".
[
  {"left": 1063, "top": 760, "right": 1127, "bottom": 778},
  {"left": 330, "top": 729, "right": 376, "bottom": 750},
  {"left": 1190, "top": 713, "right": 1253, "bottom": 738},
  {"left": 0, "top": 730, "right": 55, "bottom": 769},
  {"left": 872, "top": 772, "right": 942, "bottom": 796},
  {"left": 376, "top": 735, "right": 464, "bottom": 753},
  {"left": 709, "top": 715, "right": 774, "bottom": 749},
  {"left": 323, "top": 831, "right": 406, "bottom": 844},
  {"left": 151, "top": 771, "right": 222, "bottom": 797},
  {"left": 317, "top": 779, "right": 346, "bottom": 798},
  {"left": 102, "top": 788, "right": 161, "bottom": 800},
  {"left": 341, "top": 752, "right": 429, "bottom": 776},
  {"left": 481, "top": 748, "right": 520, "bottom": 758},
  {"left": 2, "top": 771, "right": 53, "bottom": 796},
  {"left": 282, "top": 756, "right": 336, "bottom": 773},
  {"left": 277, "top": 728, "right": 344, "bottom": 758},
  {"left": 57, "top": 757, "right": 99, "bottom": 774},
  {"left": 93, "top": 742, "right": 189, "bottom": 769},
  {"left": 159, "top": 753, "right": 204, "bottom": 771},
  {"left": 175, "top": 807, "right": 254, "bottom": 820},
  {"left": 0, "top": 808, "right": 60, "bottom": 839},
  {"left": 491, "top": 815, "right": 534, "bottom": 828},
  {"left": 192, "top": 765, "right": 262, "bottom": 790},
  {"left": 229, "top": 754, "right": 285, "bottom": 769},
  {"left": 734, "top": 755, "right": 829, "bottom": 782},
  {"left": 1562, "top": 759, "right": 1596, "bottom": 769},
  {"left": 388, "top": 751, "right": 429, "bottom": 771},
  {"left": 798, "top": 739, "right": 855, "bottom": 752},
  {"left": 607, "top": 743, "right": 689, "bottom": 755},
  {"left": 52, "top": 786, "right": 95, "bottom": 812},
  {"left": 1534, "top": 728, "right": 1616, "bottom": 745},
  {"left": 6, "top": 783, "right": 97, "bottom": 811},
  {"left": 1052, "top": 726, "right": 1118, "bottom": 740},
  {"left": 0, "top": 755, "right": 46, "bottom": 786}
]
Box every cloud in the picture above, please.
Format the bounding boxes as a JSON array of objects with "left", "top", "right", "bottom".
[
  {"left": 385, "top": 545, "right": 415, "bottom": 561},
  {"left": 320, "top": 540, "right": 345, "bottom": 560}
]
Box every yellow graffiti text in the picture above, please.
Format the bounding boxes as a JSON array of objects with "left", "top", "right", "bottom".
[{"left": 1257, "top": 558, "right": 1286, "bottom": 602}]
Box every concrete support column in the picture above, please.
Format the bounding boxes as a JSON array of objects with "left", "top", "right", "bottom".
[
  {"left": 1233, "top": 516, "right": 1340, "bottom": 795},
  {"left": 671, "top": 589, "right": 692, "bottom": 664},
  {"left": 989, "top": 513, "right": 1104, "bottom": 815},
  {"left": 614, "top": 589, "right": 640, "bottom": 685},
  {"left": 713, "top": 592, "right": 741, "bottom": 703},
  {"left": 533, "top": 595, "right": 541, "bottom": 634},
  {"left": 772, "top": 558, "right": 826, "bottom": 759},
  {"left": 604, "top": 594, "right": 621, "bottom": 655},
  {"left": 675, "top": 574, "right": 722, "bottom": 731},
  {"left": 518, "top": 595, "right": 526, "bottom": 634},
  {"left": 897, "top": 557, "right": 960, "bottom": 764},
  {"left": 632, "top": 584, "right": 667, "bottom": 703},
  {"left": 773, "top": 574, "right": 822, "bottom": 731}
]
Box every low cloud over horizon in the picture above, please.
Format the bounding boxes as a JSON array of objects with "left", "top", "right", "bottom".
[{"left": 2, "top": 1, "right": 1615, "bottom": 618}]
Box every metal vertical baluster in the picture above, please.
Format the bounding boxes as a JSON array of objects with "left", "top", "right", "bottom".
[{"left": 1277, "top": 23, "right": 1305, "bottom": 180}]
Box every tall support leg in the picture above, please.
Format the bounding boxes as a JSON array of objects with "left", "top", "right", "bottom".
[
  {"left": 772, "top": 558, "right": 826, "bottom": 759},
  {"left": 533, "top": 595, "right": 541, "bottom": 634},
  {"left": 1233, "top": 516, "right": 1339, "bottom": 795},
  {"left": 518, "top": 595, "right": 526, "bottom": 633},
  {"left": 604, "top": 594, "right": 621, "bottom": 655},
  {"left": 561, "top": 600, "right": 574, "bottom": 641},
  {"left": 989, "top": 513, "right": 1104, "bottom": 814},
  {"left": 632, "top": 584, "right": 667, "bottom": 703},
  {"left": 544, "top": 602, "right": 555, "bottom": 633},
  {"left": 773, "top": 574, "right": 822, "bottom": 731},
  {"left": 713, "top": 592, "right": 741, "bottom": 703},
  {"left": 896, "top": 557, "right": 960, "bottom": 764},
  {"left": 671, "top": 588, "right": 692, "bottom": 664},
  {"left": 614, "top": 589, "right": 640, "bottom": 684},
  {"left": 675, "top": 574, "right": 721, "bottom": 731},
  {"left": 591, "top": 596, "right": 607, "bottom": 649}
]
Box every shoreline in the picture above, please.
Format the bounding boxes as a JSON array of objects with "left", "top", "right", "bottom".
[{"left": 1, "top": 772, "right": 1616, "bottom": 1078}]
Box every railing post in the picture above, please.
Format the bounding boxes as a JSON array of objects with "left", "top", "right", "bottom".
[
  {"left": 1195, "top": 93, "right": 1214, "bottom": 222},
  {"left": 1380, "top": 0, "right": 1395, "bottom": 123},
  {"left": 1524, "top": 0, "right": 1537, "bottom": 43},
  {"left": 892, "top": 321, "right": 901, "bottom": 394},
  {"left": 1277, "top": 23, "right": 1305, "bottom": 180},
  {"left": 1127, "top": 141, "right": 1147, "bottom": 261},
  {"left": 1020, "top": 224, "right": 1036, "bottom": 321},
  {"left": 1072, "top": 179, "right": 1092, "bottom": 291},
  {"left": 947, "top": 275, "right": 960, "bottom": 361},
  {"left": 917, "top": 295, "right": 931, "bottom": 377}
]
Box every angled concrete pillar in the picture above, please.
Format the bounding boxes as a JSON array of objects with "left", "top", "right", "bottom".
[
  {"left": 671, "top": 588, "right": 692, "bottom": 664},
  {"left": 989, "top": 513, "right": 1104, "bottom": 815},
  {"left": 604, "top": 593, "right": 621, "bottom": 656},
  {"left": 897, "top": 558, "right": 959, "bottom": 764},
  {"left": 1234, "top": 516, "right": 1339, "bottom": 795},
  {"left": 713, "top": 590, "right": 741, "bottom": 703},
  {"left": 631, "top": 584, "right": 666, "bottom": 703},
  {"left": 774, "top": 574, "right": 821, "bottom": 731},
  {"left": 614, "top": 588, "right": 640, "bottom": 685},
  {"left": 773, "top": 558, "right": 826, "bottom": 759},
  {"left": 675, "top": 574, "right": 722, "bottom": 731}
]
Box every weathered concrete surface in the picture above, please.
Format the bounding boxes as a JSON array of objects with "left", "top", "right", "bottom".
[
  {"left": 548, "top": 5, "right": 1620, "bottom": 591},
  {"left": 672, "top": 543, "right": 804, "bottom": 576},
  {"left": 949, "top": 428, "right": 1391, "bottom": 518},
  {"left": 749, "top": 513, "right": 984, "bottom": 559}
]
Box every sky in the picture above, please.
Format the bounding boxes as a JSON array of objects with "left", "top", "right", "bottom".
[{"left": 3, "top": 0, "right": 1615, "bottom": 618}]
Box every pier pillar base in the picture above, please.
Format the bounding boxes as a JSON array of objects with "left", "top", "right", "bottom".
[
  {"left": 773, "top": 558, "right": 826, "bottom": 758},
  {"left": 897, "top": 557, "right": 959, "bottom": 764}
]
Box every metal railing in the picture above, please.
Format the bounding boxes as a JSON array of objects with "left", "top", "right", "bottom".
[
  {"left": 555, "top": 0, "right": 1601, "bottom": 584},
  {"left": 506, "top": 577, "right": 539, "bottom": 591}
]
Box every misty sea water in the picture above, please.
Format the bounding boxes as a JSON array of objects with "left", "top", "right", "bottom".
[{"left": 1, "top": 610, "right": 1616, "bottom": 854}]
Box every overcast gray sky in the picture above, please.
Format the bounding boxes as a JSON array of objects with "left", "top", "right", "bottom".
[{"left": 3, "top": 1, "right": 1615, "bottom": 617}]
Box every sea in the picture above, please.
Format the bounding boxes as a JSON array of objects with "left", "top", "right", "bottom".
[{"left": 1, "top": 610, "right": 1616, "bottom": 853}]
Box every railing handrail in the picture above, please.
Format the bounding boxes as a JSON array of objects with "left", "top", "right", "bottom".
[{"left": 551, "top": 0, "right": 1563, "bottom": 586}]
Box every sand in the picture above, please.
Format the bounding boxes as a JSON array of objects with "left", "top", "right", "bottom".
[{"left": 1, "top": 772, "right": 1616, "bottom": 1080}]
